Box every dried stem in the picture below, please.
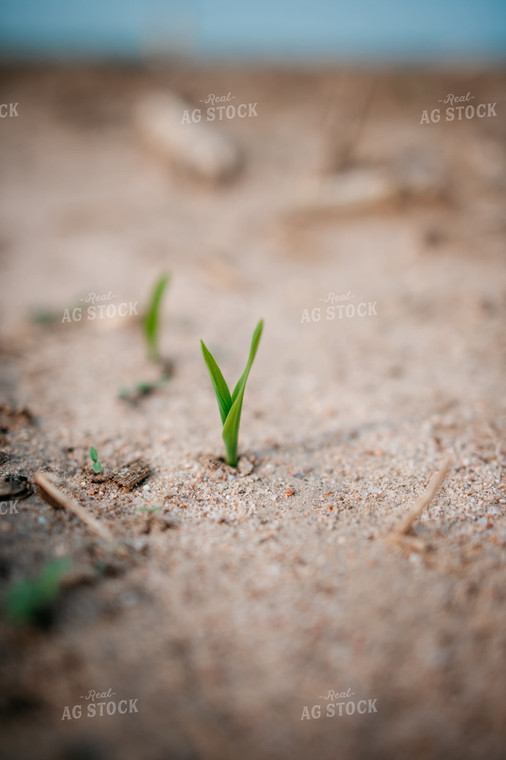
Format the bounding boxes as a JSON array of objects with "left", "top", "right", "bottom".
[
  {"left": 34, "top": 472, "right": 128, "bottom": 558},
  {"left": 397, "top": 457, "right": 451, "bottom": 536}
]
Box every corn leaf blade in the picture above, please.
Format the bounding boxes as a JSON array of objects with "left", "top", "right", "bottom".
[
  {"left": 231, "top": 319, "right": 264, "bottom": 404},
  {"left": 222, "top": 389, "right": 245, "bottom": 467},
  {"left": 223, "top": 319, "right": 264, "bottom": 466},
  {"left": 200, "top": 340, "right": 232, "bottom": 425},
  {"left": 144, "top": 274, "right": 170, "bottom": 360}
]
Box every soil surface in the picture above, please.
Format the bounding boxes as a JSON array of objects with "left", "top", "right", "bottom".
[{"left": 0, "top": 64, "right": 505, "bottom": 760}]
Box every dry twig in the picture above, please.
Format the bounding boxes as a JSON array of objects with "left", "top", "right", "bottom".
[
  {"left": 388, "top": 457, "right": 451, "bottom": 553},
  {"left": 34, "top": 472, "right": 128, "bottom": 558}
]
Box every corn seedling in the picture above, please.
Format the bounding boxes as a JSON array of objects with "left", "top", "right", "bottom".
[
  {"left": 201, "top": 319, "right": 263, "bottom": 467},
  {"left": 143, "top": 274, "right": 170, "bottom": 363},
  {"left": 118, "top": 374, "right": 172, "bottom": 404},
  {"left": 4, "top": 557, "right": 71, "bottom": 626},
  {"left": 89, "top": 446, "right": 102, "bottom": 473}
]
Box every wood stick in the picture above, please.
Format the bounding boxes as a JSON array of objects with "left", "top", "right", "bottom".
[
  {"left": 113, "top": 458, "right": 151, "bottom": 490},
  {"left": 388, "top": 534, "right": 427, "bottom": 554},
  {"left": 34, "top": 472, "right": 128, "bottom": 558},
  {"left": 397, "top": 457, "right": 451, "bottom": 536}
]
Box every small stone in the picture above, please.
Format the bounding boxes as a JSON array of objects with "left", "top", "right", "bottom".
[
  {"left": 237, "top": 457, "right": 254, "bottom": 477},
  {"left": 0, "top": 475, "right": 32, "bottom": 501}
]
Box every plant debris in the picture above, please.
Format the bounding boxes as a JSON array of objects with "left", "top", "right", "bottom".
[
  {"left": 113, "top": 458, "right": 152, "bottom": 490},
  {"left": 34, "top": 472, "right": 128, "bottom": 558},
  {"left": 388, "top": 457, "right": 451, "bottom": 553}
]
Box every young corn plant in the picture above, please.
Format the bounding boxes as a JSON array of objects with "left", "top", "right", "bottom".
[
  {"left": 143, "top": 273, "right": 170, "bottom": 363},
  {"left": 201, "top": 319, "right": 263, "bottom": 468},
  {"left": 119, "top": 274, "right": 172, "bottom": 403}
]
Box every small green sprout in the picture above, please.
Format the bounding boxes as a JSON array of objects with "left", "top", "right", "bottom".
[
  {"left": 201, "top": 319, "right": 263, "bottom": 468},
  {"left": 89, "top": 446, "right": 102, "bottom": 473},
  {"left": 4, "top": 557, "right": 71, "bottom": 626},
  {"left": 28, "top": 307, "right": 61, "bottom": 326},
  {"left": 118, "top": 374, "right": 172, "bottom": 404},
  {"left": 143, "top": 274, "right": 170, "bottom": 363}
]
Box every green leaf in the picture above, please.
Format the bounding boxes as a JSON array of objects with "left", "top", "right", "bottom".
[
  {"left": 144, "top": 274, "right": 170, "bottom": 361},
  {"left": 223, "top": 319, "right": 264, "bottom": 467},
  {"left": 136, "top": 382, "right": 156, "bottom": 393},
  {"left": 39, "top": 557, "right": 72, "bottom": 596},
  {"left": 90, "top": 446, "right": 98, "bottom": 462},
  {"left": 231, "top": 320, "right": 264, "bottom": 404},
  {"left": 4, "top": 558, "right": 71, "bottom": 626},
  {"left": 222, "top": 392, "right": 244, "bottom": 466},
  {"left": 200, "top": 339, "right": 232, "bottom": 425},
  {"left": 201, "top": 319, "right": 263, "bottom": 468},
  {"left": 93, "top": 461, "right": 102, "bottom": 474}
]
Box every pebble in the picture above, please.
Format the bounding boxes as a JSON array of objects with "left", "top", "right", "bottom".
[{"left": 0, "top": 474, "right": 32, "bottom": 501}]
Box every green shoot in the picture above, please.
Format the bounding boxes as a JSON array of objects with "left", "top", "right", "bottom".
[
  {"left": 143, "top": 274, "right": 170, "bottom": 362},
  {"left": 89, "top": 446, "right": 102, "bottom": 473},
  {"left": 28, "top": 307, "right": 61, "bottom": 326},
  {"left": 201, "top": 319, "right": 263, "bottom": 467},
  {"left": 4, "top": 557, "right": 71, "bottom": 626},
  {"left": 118, "top": 373, "right": 172, "bottom": 404}
]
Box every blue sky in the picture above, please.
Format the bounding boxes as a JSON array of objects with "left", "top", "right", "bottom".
[{"left": 0, "top": 0, "right": 505, "bottom": 61}]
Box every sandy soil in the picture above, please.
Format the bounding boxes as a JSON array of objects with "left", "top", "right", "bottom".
[{"left": 0, "top": 64, "right": 505, "bottom": 760}]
